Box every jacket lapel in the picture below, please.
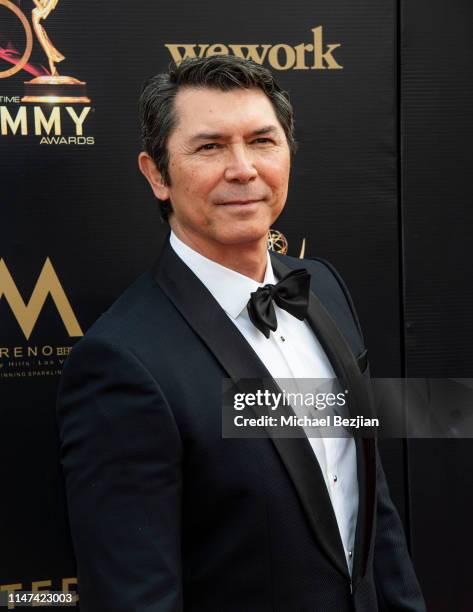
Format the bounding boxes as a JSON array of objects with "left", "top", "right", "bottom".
[
  {"left": 152, "top": 240, "right": 373, "bottom": 581},
  {"left": 271, "top": 253, "right": 377, "bottom": 586}
]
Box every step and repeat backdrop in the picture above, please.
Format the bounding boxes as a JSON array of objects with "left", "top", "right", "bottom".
[{"left": 1, "top": 1, "right": 471, "bottom": 609}]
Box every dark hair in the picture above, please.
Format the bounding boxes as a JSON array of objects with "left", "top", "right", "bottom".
[{"left": 139, "top": 55, "right": 297, "bottom": 222}]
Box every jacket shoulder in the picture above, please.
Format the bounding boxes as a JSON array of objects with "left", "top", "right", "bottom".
[
  {"left": 307, "top": 256, "right": 364, "bottom": 341},
  {"left": 273, "top": 252, "right": 365, "bottom": 346},
  {"left": 70, "top": 269, "right": 174, "bottom": 356}
]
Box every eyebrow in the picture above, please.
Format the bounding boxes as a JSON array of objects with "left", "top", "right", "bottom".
[{"left": 188, "top": 125, "right": 278, "bottom": 144}]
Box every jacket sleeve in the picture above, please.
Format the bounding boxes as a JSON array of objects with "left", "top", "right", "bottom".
[
  {"left": 56, "top": 337, "right": 183, "bottom": 612},
  {"left": 373, "top": 444, "right": 426, "bottom": 611}
]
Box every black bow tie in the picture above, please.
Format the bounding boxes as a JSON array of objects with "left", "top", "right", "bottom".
[{"left": 246, "top": 268, "right": 311, "bottom": 338}]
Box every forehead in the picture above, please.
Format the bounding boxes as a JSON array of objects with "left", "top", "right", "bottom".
[{"left": 171, "top": 86, "right": 283, "bottom": 137}]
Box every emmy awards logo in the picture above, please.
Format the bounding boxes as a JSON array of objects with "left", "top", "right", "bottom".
[
  {"left": 267, "top": 229, "right": 306, "bottom": 258},
  {"left": 0, "top": 0, "right": 90, "bottom": 103}
]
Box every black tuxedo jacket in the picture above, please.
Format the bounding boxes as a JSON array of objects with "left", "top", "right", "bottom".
[{"left": 56, "top": 239, "right": 425, "bottom": 612}]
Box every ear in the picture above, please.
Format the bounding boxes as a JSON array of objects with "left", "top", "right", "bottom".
[{"left": 138, "top": 152, "right": 171, "bottom": 201}]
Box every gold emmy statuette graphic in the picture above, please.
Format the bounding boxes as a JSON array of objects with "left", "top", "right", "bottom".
[
  {"left": 20, "top": 0, "right": 90, "bottom": 103},
  {"left": 267, "top": 229, "right": 289, "bottom": 255},
  {"left": 267, "top": 229, "right": 306, "bottom": 259}
]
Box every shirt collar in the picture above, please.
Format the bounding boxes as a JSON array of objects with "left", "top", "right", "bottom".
[{"left": 169, "top": 230, "right": 276, "bottom": 319}]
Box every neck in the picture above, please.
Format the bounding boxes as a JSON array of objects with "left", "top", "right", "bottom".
[{"left": 170, "top": 227, "right": 268, "bottom": 282}]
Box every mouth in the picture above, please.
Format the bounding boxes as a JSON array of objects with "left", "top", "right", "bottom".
[{"left": 218, "top": 199, "right": 262, "bottom": 206}]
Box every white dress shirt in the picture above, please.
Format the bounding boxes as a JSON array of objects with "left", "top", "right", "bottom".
[{"left": 169, "top": 230, "right": 359, "bottom": 575}]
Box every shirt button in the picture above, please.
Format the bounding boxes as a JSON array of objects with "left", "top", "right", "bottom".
[
  {"left": 333, "top": 474, "right": 338, "bottom": 482},
  {"left": 280, "top": 335, "right": 286, "bottom": 342},
  {"left": 348, "top": 550, "right": 353, "bottom": 558}
]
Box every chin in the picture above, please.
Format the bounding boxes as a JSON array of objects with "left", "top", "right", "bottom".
[{"left": 215, "top": 223, "right": 269, "bottom": 247}]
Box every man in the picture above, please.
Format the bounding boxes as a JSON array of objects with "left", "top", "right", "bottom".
[{"left": 56, "top": 56, "right": 425, "bottom": 611}]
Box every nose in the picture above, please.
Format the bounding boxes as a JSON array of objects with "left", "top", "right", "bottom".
[{"left": 224, "top": 144, "right": 258, "bottom": 183}]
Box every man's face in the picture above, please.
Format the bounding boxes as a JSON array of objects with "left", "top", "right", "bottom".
[{"left": 154, "top": 86, "right": 291, "bottom": 252}]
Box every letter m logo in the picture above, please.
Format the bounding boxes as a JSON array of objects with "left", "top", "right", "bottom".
[{"left": 0, "top": 258, "right": 83, "bottom": 340}]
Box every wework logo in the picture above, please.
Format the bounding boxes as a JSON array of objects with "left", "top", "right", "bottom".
[
  {"left": 0, "top": 258, "right": 83, "bottom": 340},
  {"left": 165, "top": 26, "right": 342, "bottom": 70}
]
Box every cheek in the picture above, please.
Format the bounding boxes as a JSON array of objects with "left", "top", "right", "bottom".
[
  {"left": 263, "top": 158, "right": 290, "bottom": 194},
  {"left": 260, "top": 146, "right": 290, "bottom": 173},
  {"left": 169, "top": 165, "right": 209, "bottom": 206},
  {"left": 182, "top": 165, "right": 221, "bottom": 200}
]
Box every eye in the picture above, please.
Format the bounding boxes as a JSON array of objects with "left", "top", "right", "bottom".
[
  {"left": 198, "top": 143, "right": 221, "bottom": 151},
  {"left": 252, "top": 138, "right": 274, "bottom": 145}
]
